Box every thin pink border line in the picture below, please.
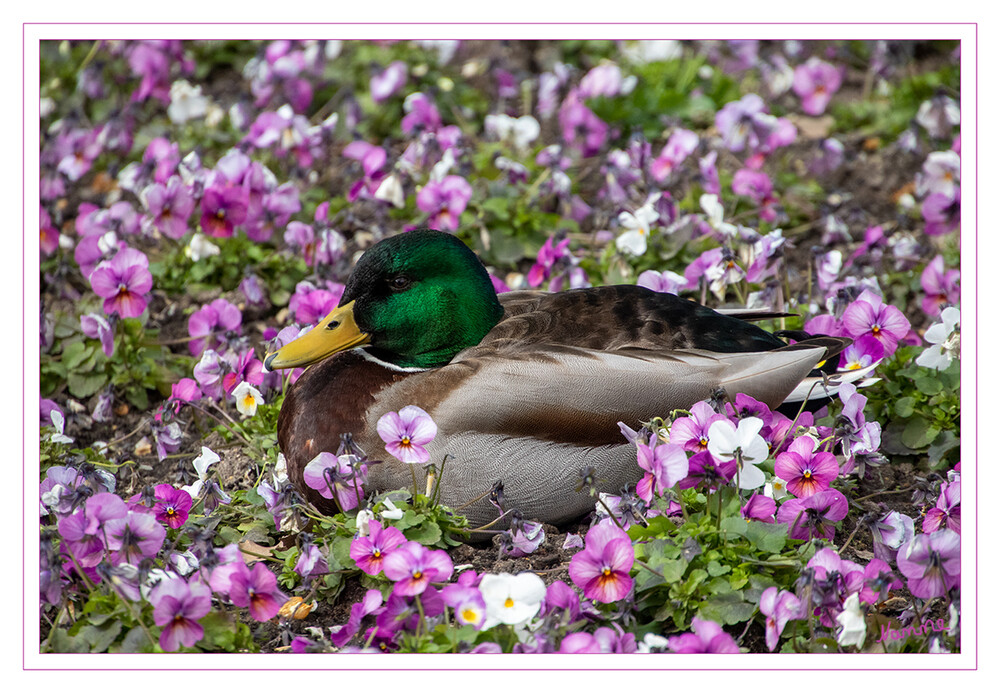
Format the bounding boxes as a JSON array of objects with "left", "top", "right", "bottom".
[
  {"left": 21, "top": 21, "right": 979, "bottom": 24},
  {"left": 22, "top": 19, "right": 27, "bottom": 675},
  {"left": 973, "top": 22, "right": 978, "bottom": 675},
  {"left": 25, "top": 31, "right": 975, "bottom": 672}
]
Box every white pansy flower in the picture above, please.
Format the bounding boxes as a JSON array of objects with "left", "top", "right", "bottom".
[
  {"left": 186, "top": 233, "right": 220, "bottom": 262},
  {"left": 167, "top": 80, "right": 211, "bottom": 124},
  {"left": 836, "top": 593, "right": 867, "bottom": 649},
  {"left": 707, "top": 417, "right": 768, "bottom": 490},
  {"left": 380, "top": 498, "right": 404, "bottom": 521},
  {"left": 232, "top": 381, "right": 263, "bottom": 417},
  {"left": 48, "top": 410, "right": 74, "bottom": 445},
  {"left": 479, "top": 572, "right": 546, "bottom": 630},
  {"left": 374, "top": 173, "right": 405, "bottom": 208},
  {"left": 615, "top": 203, "right": 659, "bottom": 256},
  {"left": 700, "top": 194, "right": 738, "bottom": 237},
  {"left": 915, "top": 306, "right": 960, "bottom": 371},
  {"left": 181, "top": 446, "right": 221, "bottom": 498}
]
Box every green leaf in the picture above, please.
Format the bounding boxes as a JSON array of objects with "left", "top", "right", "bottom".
[
  {"left": 405, "top": 520, "right": 443, "bottom": 546},
  {"left": 914, "top": 376, "right": 943, "bottom": 396},
  {"left": 67, "top": 371, "right": 107, "bottom": 398},
  {"left": 198, "top": 612, "right": 241, "bottom": 652},
  {"left": 707, "top": 560, "right": 730, "bottom": 577},
  {"left": 76, "top": 620, "right": 123, "bottom": 653},
  {"left": 642, "top": 551, "right": 689, "bottom": 587},
  {"left": 217, "top": 525, "right": 242, "bottom": 545},
  {"left": 698, "top": 591, "right": 756, "bottom": 626},
  {"left": 746, "top": 521, "right": 788, "bottom": 554},
  {"left": 46, "top": 628, "right": 89, "bottom": 653},
  {"left": 901, "top": 419, "right": 941, "bottom": 450},
  {"left": 628, "top": 516, "right": 677, "bottom": 542},
  {"left": 124, "top": 385, "right": 149, "bottom": 410},
  {"left": 61, "top": 340, "right": 90, "bottom": 369},
  {"left": 720, "top": 516, "right": 749, "bottom": 536},
  {"left": 927, "top": 430, "right": 961, "bottom": 469},
  {"left": 115, "top": 626, "right": 158, "bottom": 653},
  {"left": 480, "top": 197, "right": 511, "bottom": 220},
  {"left": 894, "top": 397, "right": 915, "bottom": 418}
]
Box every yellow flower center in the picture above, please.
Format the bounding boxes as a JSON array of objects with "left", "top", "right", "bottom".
[
  {"left": 401, "top": 436, "right": 411, "bottom": 447},
  {"left": 504, "top": 597, "right": 514, "bottom": 609},
  {"left": 462, "top": 608, "right": 478, "bottom": 622},
  {"left": 373, "top": 549, "right": 381, "bottom": 558},
  {"left": 804, "top": 470, "right": 812, "bottom": 479},
  {"left": 412, "top": 570, "right": 423, "bottom": 580}
]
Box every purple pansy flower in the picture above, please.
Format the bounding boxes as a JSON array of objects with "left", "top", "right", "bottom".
[
  {"left": 141, "top": 177, "right": 194, "bottom": 240},
  {"left": 302, "top": 452, "right": 368, "bottom": 512},
  {"left": 775, "top": 488, "right": 849, "bottom": 541},
  {"left": 841, "top": 290, "right": 910, "bottom": 355},
  {"left": 741, "top": 494, "right": 777, "bottom": 523},
  {"left": 858, "top": 558, "right": 903, "bottom": 606},
  {"left": 922, "top": 185, "right": 961, "bottom": 237},
  {"left": 81, "top": 312, "right": 116, "bottom": 358},
  {"left": 376, "top": 405, "right": 438, "bottom": 465},
  {"left": 343, "top": 140, "right": 387, "bottom": 202},
  {"left": 222, "top": 349, "right": 264, "bottom": 395},
  {"left": 637, "top": 269, "right": 686, "bottom": 295},
  {"left": 837, "top": 334, "right": 884, "bottom": 371},
  {"left": 288, "top": 280, "right": 345, "bottom": 325},
  {"left": 650, "top": 128, "right": 699, "bottom": 182},
  {"left": 381, "top": 540, "right": 454, "bottom": 596},
  {"left": 897, "top": 529, "right": 960, "bottom": 599},
  {"left": 104, "top": 511, "right": 167, "bottom": 564},
  {"left": 558, "top": 88, "right": 608, "bottom": 156},
  {"left": 350, "top": 519, "right": 407, "bottom": 576},
  {"left": 774, "top": 435, "right": 839, "bottom": 498},
  {"left": 923, "top": 479, "right": 961, "bottom": 534},
  {"left": 670, "top": 401, "right": 727, "bottom": 453},
  {"left": 920, "top": 255, "right": 960, "bottom": 318},
  {"left": 143, "top": 136, "right": 182, "bottom": 182},
  {"left": 401, "top": 92, "right": 442, "bottom": 134},
  {"left": 416, "top": 176, "right": 472, "bottom": 232},
  {"left": 441, "top": 574, "right": 487, "bottom": 629},
  {"left": 330, "top": 589, "right": 383, "bottom": 647},
  {"left": 152, "top": 484, "right": 192, "bottom": 529},
  {"left": 187, "top": 298, "right": 242, "bottom": 356},
  {"left": 668, "top": 616, "right": 740, "bottom": 653},
  {"left": 88, "top": 247, "right": 153, "bottom": 319},
  {"left": 150, "top": 577, "right": 212, "bottom": 652},
  {"left": 567, "top": 519, "right": 634, "bottom": 603},
  {"left": 759, "top": 587, "right": 802, "bottom": 651},
  {"left": 371, "top": 61, "right": 407, "bottom": 102},
  {"left": 635, "top": 440, "right": 688, "bottom": 503},
  {"left": 227, "top": 561, "right": 287, "bottom": 621},
  {"left": 792, "top": 57, "right": 842, "bottom": 115},
  {"left": 199, "top": 185, "right": 248, "bottom": 238}
]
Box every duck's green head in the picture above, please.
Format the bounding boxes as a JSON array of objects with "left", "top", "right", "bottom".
[{"left": 265, "top": 229, "right": 504, "bottom": 370}]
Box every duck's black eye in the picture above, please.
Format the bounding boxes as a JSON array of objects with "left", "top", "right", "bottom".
[{"left": 388, "top": 275, "right": 412, "bottom": 292}]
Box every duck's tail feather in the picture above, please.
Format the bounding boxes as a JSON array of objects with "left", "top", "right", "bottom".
[
  {"left": 717, "top": 308, "right": 799, "bottom": 322},
  {"left": 780, "top": 360, "right": 882, "bottom": 405}
]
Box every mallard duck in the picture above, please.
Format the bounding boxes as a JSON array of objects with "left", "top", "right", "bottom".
[{"left": 265, "top": 229, "right": 850, "bottom": 531}]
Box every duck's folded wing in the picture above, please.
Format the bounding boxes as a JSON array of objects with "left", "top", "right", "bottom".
[{"left": 369, "top": 344, "right": 827, "bottom": 448}]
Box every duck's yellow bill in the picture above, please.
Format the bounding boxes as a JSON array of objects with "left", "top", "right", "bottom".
[{"left": 264, "top": 301, "right": 370, "bottom": 370}]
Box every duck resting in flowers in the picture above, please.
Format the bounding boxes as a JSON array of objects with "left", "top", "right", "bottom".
[{"left": 265, "top": 229, "right": 854, "bottom": 532}]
